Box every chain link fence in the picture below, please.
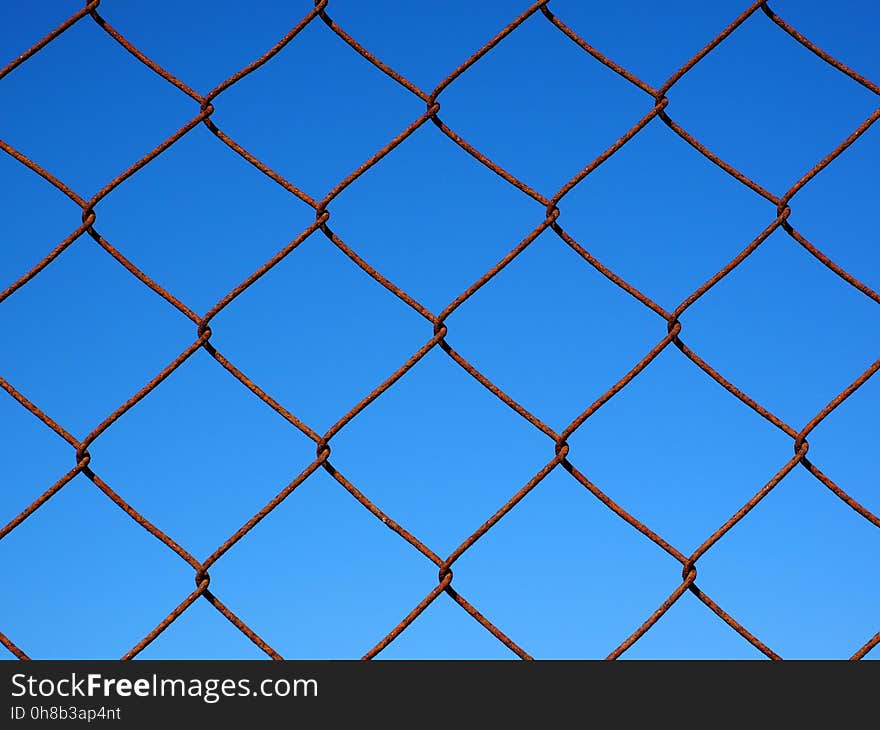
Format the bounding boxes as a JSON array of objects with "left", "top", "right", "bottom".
[{"left": 1, "top": 0, "right": 878, "bottom": 660}]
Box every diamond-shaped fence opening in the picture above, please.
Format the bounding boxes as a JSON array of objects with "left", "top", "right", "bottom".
[{"left": 0, "top": 0, "right": 878, "bottom": 660}]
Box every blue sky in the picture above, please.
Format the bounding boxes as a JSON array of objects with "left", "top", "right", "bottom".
[{"left": 0, "top": 0, "right": 878, "bottom": 660}]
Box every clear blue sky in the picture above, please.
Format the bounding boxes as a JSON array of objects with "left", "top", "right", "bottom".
[{"left": 1, "top": 0, "right": 878, "bottom": 660}]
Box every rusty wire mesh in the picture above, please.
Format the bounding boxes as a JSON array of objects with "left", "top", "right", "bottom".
[{"left": 1, "top": 0, "right": 878, "bottom": 661}]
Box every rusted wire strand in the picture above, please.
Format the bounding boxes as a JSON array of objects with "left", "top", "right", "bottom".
[{"left": 0, "top": 0, "right": 877, "bottom": 660}]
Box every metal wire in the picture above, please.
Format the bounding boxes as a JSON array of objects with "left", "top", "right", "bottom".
[{"left": 1, "top": 0, "right": 878, "bottom": 661}]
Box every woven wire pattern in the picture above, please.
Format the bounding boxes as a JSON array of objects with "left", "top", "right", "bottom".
[{"left": 1, "top": 0, "right": 878, "bottom": 660}]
